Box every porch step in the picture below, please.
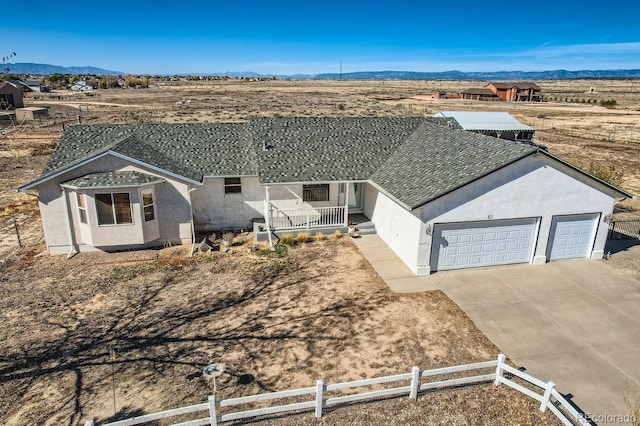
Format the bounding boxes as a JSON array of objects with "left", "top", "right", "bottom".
[{"left": 352, "top": 220, "right": 377, "bottom": 235}]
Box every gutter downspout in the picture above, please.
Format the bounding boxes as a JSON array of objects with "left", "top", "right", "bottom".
[
  {"left": 265, "top": 185, "right": 273, "bottom": 249},
  {"left": 62, "top": 187, "right": 77, "bottom": 258},
  {"left": 188, "top": 186, "right": 198, "bottom": 256}
]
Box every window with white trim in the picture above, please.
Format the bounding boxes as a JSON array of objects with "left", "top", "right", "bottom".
[
  {"left": 303, "top": 184, "right": 330, "bottom": 202},
  {"left": 142, "top": 190, "right": 155, "bottom": 222},
  {"left": 76, "top": 193, "right": 87, "bottom": 224},
  {"left": 95, "top": 193, "right": 132, "bottom": 225},
  {"left": 224, "top": 177, "right": 242, "bottom": 194}
]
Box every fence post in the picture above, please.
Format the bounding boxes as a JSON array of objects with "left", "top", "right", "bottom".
[
  {"left": 494, "top": 353, "right": 506, "bottom": 385},
  {"left": 409, "top": 366, "right": 420, "bottom": 399},
  {"left": 540, "top": 381, "right": 555, "bottom": 412},
  {"left": 209, "top": 394, "right": 217, "bottom": 426},
  {"left": 315, "top": 379, "right": 324, "bottom": 419},
  {"left": 14, "top": 218, "right": 22, "bottom": 248}
]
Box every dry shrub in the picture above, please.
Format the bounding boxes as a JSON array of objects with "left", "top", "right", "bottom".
[
  {"left": 295, "top": 232, "right": 310, "bottom": 244},
  {"left": 279, "top": 233, "right": 295, "bottom": 245},
  {"left": 584, "top": 161, "right": 624, "bottom": 187},
  {"left": 334, "top": 229, "right": 343, "bottom": 239},
  {"left": 315, "top": 232, "right": 326, "bottom": 241}
]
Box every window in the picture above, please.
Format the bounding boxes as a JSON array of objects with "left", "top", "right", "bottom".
[
  {"left": 224, "top": 177, "right": 242, "bottom": 194},
  {"left": 303, "top": 184, "right": 329, "bottom": 202},
  {"left": 76, "top": 193, "right": 87, "bottom": 224},
  {"left": 142, "top": 191, "right": 155, "bottom": 222},
  {"left": 95, "top": 193, "right": 132, "bottom": 225}
]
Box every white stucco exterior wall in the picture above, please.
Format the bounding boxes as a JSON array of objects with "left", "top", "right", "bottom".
[
  {"left": 36, "top": 155, "right": 193, "bottom": 255},
  {"left": 191, "top": 180, "right": 343, "bottom": 231},
  {"left": 363, "top": 183, "right": 425, "bottom": 275},
  {"left": 415, "top": 154, "right": 619, "bottom": 272}
]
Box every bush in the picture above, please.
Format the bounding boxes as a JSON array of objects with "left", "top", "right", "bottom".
[
  {"left": 334, "top": 229, "right": 343, "bottom": 239},
  {"left": 600, "top": 99, "right": 617, "bottom": 108},
  {"left": 279, "top": 233, "right": 295, "bottom": 245},
  {"left": 257, "top": 244, "right": 288, "bottom": 258},
  {"left": 584, "top": 161, "right": 624, "bottom": 187},
  {"left": 295, "top": 232, "right": 310, "bottom": 244},
  {"left": 315, "top": 232, "right": 326, "bottom": 241}
]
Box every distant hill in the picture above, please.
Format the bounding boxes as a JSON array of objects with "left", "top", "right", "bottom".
[
  {"left": 312, "top": 69, "right": 640, "bottom": 80},
  {"left": 4, "top": 63, "right": 640, "bottom": 80},
  {"left": 3, "top": 62, "right": 125, "bottom": 75}
]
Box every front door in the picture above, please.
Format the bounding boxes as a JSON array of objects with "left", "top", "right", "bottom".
[{"left": 348, "top": 183, "right": 363, "bottom": 210}]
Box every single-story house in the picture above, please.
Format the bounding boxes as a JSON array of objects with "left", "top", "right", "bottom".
[
  {"left": 0, "top": 81, "right": 24, "bottom": 109},
  {"left": 459, "top": 88, "right": 500, "bottom": 101},
  {"left": 433, "top": 111, "right": 535, "bottom": 143},
  {"left": 18, "top": 117, "right": 632, "bottom": 275},
  {"left": 486, "top": 82, "right": 542, "bottom": 102},
  {"left": 22, "top": 79, "right": 51, "bottom": 93}
]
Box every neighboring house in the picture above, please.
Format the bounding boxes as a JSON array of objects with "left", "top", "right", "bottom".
[
  {"left": 22, "top": 79, "right": 51, "bottom": 92},
  {"left": 0, "top": 81, "right": 24, "bottom": 109},
  {"left": 71, "top": 81, "right": 94, "bottom": 91},
  {"left": 18, "top": 118, "right": 632, "bottom": 275},
  {"left": 459, "top": 88, "right": 500, "bottom": 101},
  {"left": 433, "top": 111, "right": 535, "bottom": 143},
  {"left": 485, "top": 82, "right": 542, "bottom": 102}
]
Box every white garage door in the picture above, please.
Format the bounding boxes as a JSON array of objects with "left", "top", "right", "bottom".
[
  {"left": 431, "top": 218, "right": 538, "bottom": 271},
  {"left": 547, "top": 214, "right": 599, "bottom": 260}
]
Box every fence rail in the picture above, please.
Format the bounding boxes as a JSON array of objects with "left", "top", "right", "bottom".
[
  {"left": 609, "top": 219, "right": 640, "bottom": 240},
  {"left": 98, "top": 354, "right": 590, "bottom": 426},
  {"left": 268, "top": 206, "right": 345, "bottom": 230}
]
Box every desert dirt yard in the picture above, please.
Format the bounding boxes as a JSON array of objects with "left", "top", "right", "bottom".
[
  {"left": 0, "top": 237, "right": 560, "bottom": 425},
  {"left": 1, "top": 78, "right": 639, "bottom": 424}
]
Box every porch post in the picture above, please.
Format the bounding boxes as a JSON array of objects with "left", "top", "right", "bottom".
[
  {"left": 343, "top": 183, "right": 349, "bottom": 227},
  {"left": 265, "top": 186, "right": 273, "bottom": 249}
]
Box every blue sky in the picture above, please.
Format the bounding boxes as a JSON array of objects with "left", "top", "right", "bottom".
[{"left": 3, "top": 0, "right": 640, "bottom": 75}]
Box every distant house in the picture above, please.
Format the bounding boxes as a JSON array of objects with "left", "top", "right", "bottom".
[
  {"left": 459, "top": 88, "right": 500, "bottom": 101},
  {"left": 22, "top": 80, "right": 51, "bottom": 93},
  {"left": 0, "top": 81, "right": 24, "bottom": 109},
  {"left": 71, "top": 81, "right": 94, "bottom": 91},
  {"left": 485, "top": 82, "right": 542, "bottom": 102},
  {"left": 433, "top": 111, "right": 535, "bottom": 143}
]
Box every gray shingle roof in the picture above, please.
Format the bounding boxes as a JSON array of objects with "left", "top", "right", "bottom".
[
  {"left": 371, "top": 125, "right": 537, "bottom": 209},
  {"left": 248, "top": 117, "right": 428, "bottom": 183},
  {"left": 61, "top": 171, "right": 165, "bottom": 189},
  {"left": 22, "top": 117, "right": 548, "bottom": 210},
  {"left": 40, "top": 123, "right": 255, "bottom": 184}
]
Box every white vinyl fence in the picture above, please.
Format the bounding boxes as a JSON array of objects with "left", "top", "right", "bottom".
[{"left": 97, "top": 354, "right": 589, "bottom": 426}]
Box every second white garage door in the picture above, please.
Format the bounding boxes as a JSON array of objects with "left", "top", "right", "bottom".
[
  {"left": 431, "top": 218, "right": 538, "bottom": 271},
  {"left": 547, "top": 214, "right": 599, "bottom": 260}
]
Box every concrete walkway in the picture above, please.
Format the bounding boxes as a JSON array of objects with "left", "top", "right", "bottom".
[{"left": 353, "top": 234, "right": 640, "bottom": 424}]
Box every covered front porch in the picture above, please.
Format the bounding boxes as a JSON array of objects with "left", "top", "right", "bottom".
[{"left": 253, "top": 182, "right": 374, "bottom": 241}]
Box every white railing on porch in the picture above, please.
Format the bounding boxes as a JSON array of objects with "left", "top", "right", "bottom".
[
  {"left": 268, "top": 206, "right": 346, "bottom": 230},
  {"left": 96, "top": 354, "right": 591, "bottom": 426}
]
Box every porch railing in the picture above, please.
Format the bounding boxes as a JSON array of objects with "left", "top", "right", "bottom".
[{"left": 269, "top": 206, "right": 346, "bottom": 230}]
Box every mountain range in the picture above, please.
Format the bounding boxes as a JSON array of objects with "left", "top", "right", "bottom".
[{"left": 3, "top": 62, "right": 640, "bottom": 80}]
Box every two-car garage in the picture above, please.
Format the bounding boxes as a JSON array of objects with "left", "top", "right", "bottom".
[{"left": 430, "top": 214, "right": 600, "bottom": 272}]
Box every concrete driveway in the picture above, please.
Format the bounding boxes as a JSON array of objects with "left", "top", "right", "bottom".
[{"left": 354, "top": 236, "right": 640, "bottom": 424}]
